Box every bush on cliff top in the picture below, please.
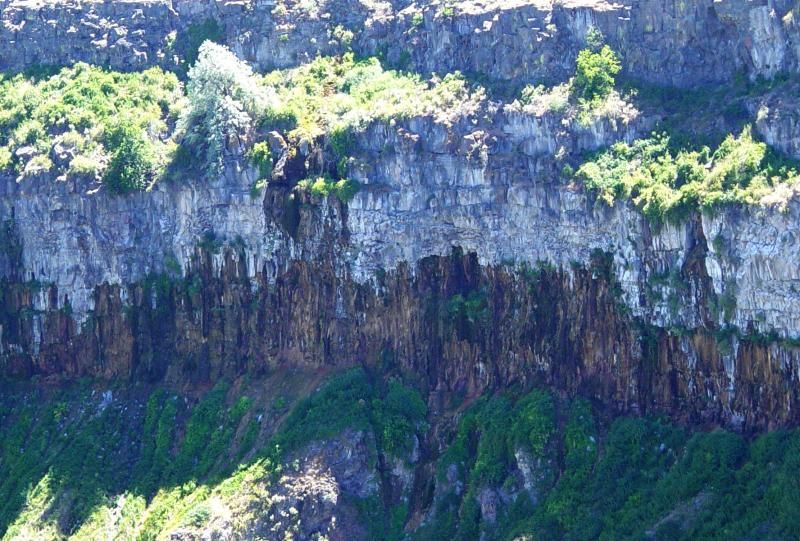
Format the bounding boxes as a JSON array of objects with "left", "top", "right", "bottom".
[
  {"left": 518, "top": 44, "right": 628, "bottom": 126},
  {"left": 573, "top": 45, "right": 622, "bottom": 105},
  {"left": 0, "top": 63, "right": 181, "bottom": 192},
  {"left": 259, "top": 53, "right": 484, "bottom": 143},
  {"left": 103, "top": 120, "right": 159, "bottom": 193},
  {"left": 575, "top": 126, "right": 800, "bottom": 223}
]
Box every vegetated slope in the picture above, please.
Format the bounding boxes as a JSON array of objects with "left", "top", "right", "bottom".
[{"left": 1, "top": 371, "right": 798, "bottom": 540}]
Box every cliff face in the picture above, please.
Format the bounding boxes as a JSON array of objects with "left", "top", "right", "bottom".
[
  {"left": 2, "top": 0, "right": 800, "bottom": 87},
  {"left": 4, "top": 1, "right": 800, "bottom": 539},
  {"left": 2, "top": 94, "right": 800, "bottom": 431},
  {"left": 1, "top": 0, "right": 800, "bottom": 435}
]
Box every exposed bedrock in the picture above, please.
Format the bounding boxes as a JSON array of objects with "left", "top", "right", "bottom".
[
  {"left": 1, "top": 104, "right": 800, "bottom": 431},
  {"left": 1, "top": 0, "right": 799, "bottom": 88}
]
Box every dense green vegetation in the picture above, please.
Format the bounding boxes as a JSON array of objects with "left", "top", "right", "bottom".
[
  {"left": 259, "top": 53, "right": 482, "bottom": 143},
  {"left": 418, "top": 390, "right": 800, "bottom": 541},
  {"left": 513, "top": 39, "right": 800, "bottom": 223},
  {"left": 296, "top": 175, "right": 361, "bottom": 202},
  {"left": 272, "top": 368, "right": 427, "bottom": 459},
  {"left": 0, "top": 48, "right": 484, "bottom": 199},
  {"left": 179, "top": 42, "right": 267, "bottom": 178},
  {"left": 575, "top": 127, "right": 800, "bottom": 223},
  {"left": 0, "top": 64, "right": 181, "bottom": 192},
  {"left": 0, "top": 383, "right": 259, "bottom": 539},
  {"left": 0, "top": 369, "right": 428, "bottom": 540},
  {"left": 0, "top": 372, "right": 799, "bottom": 540},
  {"left": 2, "top": 45, "right": 794, "bottom": 221}
]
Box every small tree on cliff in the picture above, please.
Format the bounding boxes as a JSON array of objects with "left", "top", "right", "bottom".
[
  {"left": 572, "top": 45, "right": 621, "bottom": 105},
  {"left": 103, "top": 119, "right": 157, "bottom": 193},
  {"left": 178, "top": 41, "right": 269, "bottom": 178}
]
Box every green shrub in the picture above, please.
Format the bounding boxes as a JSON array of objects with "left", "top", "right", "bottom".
[
  {"left": 329, "top": 126, "right": 354, "bottom": 159},
  {"left": 333, "top": 178, "right": 360, "bottom": 202},
  {"left": 238, "top": 418, "right": 260, "bottom": 459},
  {"left": 4, "top": 383, "right": 800, "bottom": 540},
  {"left": 298, "top": 175, "right": 360, "bottom": 203},
  {"left": 518, "top": 83, "right": 570, "bottom": 113},
  {"left": 371, "top": 379, "right": 428, "bottom": 456},
  {"left": 0, "top": 63, "right": 180, "bottom": 187},
  {"left": 573, "top": 45, "right": 621, "bottom": 104},
  {"left": 179, "top": 42, "right": 267, "bottom": 178},
  {"left": 0, "top": 147, "right": 11, "bottom": 170},
  {"left": 247, "top": 141, "right": 273, "bottom": 179},
  {"left": 103, "top": 121, "right": 157, "bottom": 193},
  {"left": 67, "top": 154, "right": 101, "bottom": 176},
  {"left": 510, "top": 390, "right": 555, "bottom": 456},
  {"left": 575, "top": 127, "right": 800, "bottom": 223},
  {"left": 331, "top": 25, "right": 354, "bottom": 49},
  {"left": 584, "top": 26, "right": 606, "bottom": 51},
  {"left": 14, "top": 120, "right": 46, "bottom": 147},
  {"left": 24, "top": 154, "right": 52, "bottom": 175}
]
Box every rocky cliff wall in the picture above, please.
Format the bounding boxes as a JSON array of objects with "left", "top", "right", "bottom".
[
  {"left": 2, "top": 0, "right": 799, "bottom": 88},
  {"left": 2, "top": 96, "right": 800, "bottom": 431}
]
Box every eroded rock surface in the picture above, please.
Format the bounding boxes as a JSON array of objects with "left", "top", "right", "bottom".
[
  {"left": 165, "top": 430, "right": 377, "bottom": 541},
  {"left": 1, "top": 98, "right": 800, "bottom": 431},
  {"left": 2, "top": 0, "right": 800, "bottom": 436},
  {"left": 2, "top": 0, "right": 800, "bottom": 87}
]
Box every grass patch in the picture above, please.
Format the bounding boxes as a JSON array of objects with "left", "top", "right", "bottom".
[{"left": 297, "top": 175, "right": 361, "bottom": 202}]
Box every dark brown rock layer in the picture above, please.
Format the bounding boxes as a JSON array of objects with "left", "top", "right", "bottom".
[{"left": 2, "top": 228, "right": 798, "bottom": 432}]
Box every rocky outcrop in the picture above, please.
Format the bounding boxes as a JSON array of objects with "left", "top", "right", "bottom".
[
  {"left": 165, "top": 429, "right": 379, "bottom": 541},
  {"left": 751, "top": 79, "right": 800, "bottom": 159},
  {"left": 4, "top": 3, "right": 800, "bottom": 539},
  {"left": 2, "top": 0, "right": 800, "bottom": 88},
  {"left": 2, "top": 1, "right": 800, "bottom": 433}
]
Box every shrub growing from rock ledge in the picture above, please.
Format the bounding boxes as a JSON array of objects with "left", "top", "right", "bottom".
[
  {"left": 575, "top": 126, "right": 800, "bottom": 224},
  {"left": 103, "top": 120, "right": 158, "bottom": 193},
  {"left": 247, "top": 141, "right": 272, "bottom": 198},
  {"left": 297, "top": 175, "right": 361, "bottom": 203},
  {"left": 573, "top": 45, "right": 622, "bottom": 105},
  {"left": 516, "top": 44, "right": 630, "bottom": 127},
  {"left": 247, "top": 141, "right": 273, "bottom": 179},
  {"left": 178, "top": 42, "right": 270, "bottom": 179}
]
